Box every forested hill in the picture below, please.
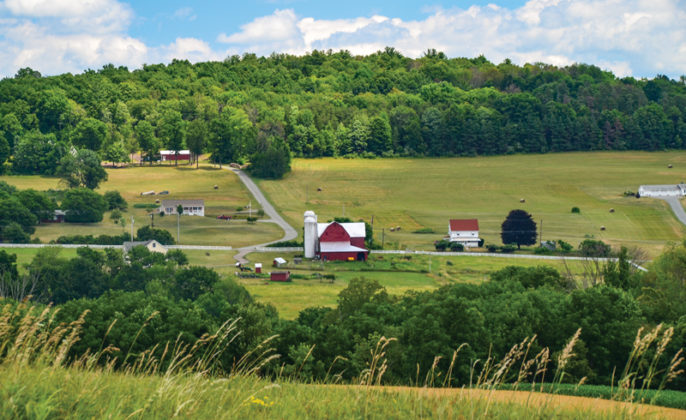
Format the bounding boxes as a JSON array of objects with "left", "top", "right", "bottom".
[{"left": 1, "top": 49, "right": 685, "bottom": 173}]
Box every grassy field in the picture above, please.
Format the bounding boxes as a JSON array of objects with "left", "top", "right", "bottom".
[
  {"left": 256, "top": 152, "right": 686, "bottom": 257},
  {"left": 0, "top": 164, "right": 284, "bottom": 247},
  {"left": 237, "top": 252, "right": 594, "bottom": 319}
]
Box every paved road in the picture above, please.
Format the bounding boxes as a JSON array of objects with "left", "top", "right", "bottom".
[
  {"left": 0, "top": 243, "right": 233, "bottom": 251},
  {"left": 661, "top": 196, "right": 686, "bottom": 226},
  {"left": 227, "top": 168, "right": 298, "bottom": 263}
]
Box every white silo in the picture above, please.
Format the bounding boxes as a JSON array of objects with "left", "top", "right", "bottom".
[{"left": 304, "top": 210, "right": 318, "bottom": 258}]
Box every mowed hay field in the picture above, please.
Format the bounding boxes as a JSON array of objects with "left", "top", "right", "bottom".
[
  {"left": 0, "top": 164, "right": 283, "bottom": 246},
  {"left": 257, "top": 152, "right": 686, "bottom": 257}
]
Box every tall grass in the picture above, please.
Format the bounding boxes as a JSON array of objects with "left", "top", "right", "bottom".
[{"left": 1, "top": 302, "right": 684, "bottom": 419}]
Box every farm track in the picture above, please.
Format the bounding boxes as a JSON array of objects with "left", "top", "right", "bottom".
[
  {"left": 661, "top": 196, "right": 686, "bottom": 226},
  {"left": 226, "top": 168, "right": 298, "bottom": 263},
  {"left": 331, "top": 385, "right": 686, "bottom": 419}
]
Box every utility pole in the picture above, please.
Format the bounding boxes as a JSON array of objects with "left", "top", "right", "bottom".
[
  {"left": 539, "top": 219, "right": 543, "bottom": 245},
  {"left": 177, "top": 213, "right": 180, "bottom": 244},
  {"left": 150, "top": 212, "right": 154, "bottom": 227},
  {"left": 130, "top": 216, "right": 134, "bottom": 241},
  {"left": 381, "top": 228, "right": 385, "bottom": 249}
]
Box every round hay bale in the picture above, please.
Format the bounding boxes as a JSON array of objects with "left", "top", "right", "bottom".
[
  {"left": 213, "top": 185, "right": 218, "bottom": 190},
  {"left": 389, "top": 227, "right": 395, "bottom": 232},
  {"left": 668, "top": 164, "right": 673, "bottom": 168},
  {"left": 600, "top": 226, "right": 606, "bottom": 231},
  {"left": 155, "top": 199, "right": 160, "bottom": 204},
  {"left": 520, "top": 198, "right": 526, "bottom": 203},
  {"left": 317, "top": 187, "right": 322, "bottom": 192},
  {"left": 609, "top": 208, "right": 615, "bottom": 213}
]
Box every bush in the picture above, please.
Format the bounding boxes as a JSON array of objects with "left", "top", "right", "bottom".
[
  {"left": 136, "top": 225, "right": 175, "bottom": 245},
  {"left": 413, "top": 228, "right": 435, "bottom": 234},
  {"left": 571, "top": 206, "right": 580, "bottom": 213},
  {"left": 579, "top": 239, "right": 611, "bottom": 257},
  {"left": 557, "top": 239, "right": 573, "bottom": 253},
  {"left": 500, "top": 245, "right": 516, "bottom": 253},
  {"left": 486, "top": 244, "right": 498, "bottom": 252},
  {"left": 534, "top": 247, "right": 551, "bottom": 255},
  {"left": 246, "top": 217, "right": 258, "bottom": 223},
  {"left": 434, "top": 239, "right": 450, "bottom": 251},
  {"left": 133, "top": 203, "right": 159, "bottom": 209},
  {"left": 2, "top": 222, "right": 30, "bottom": 243},
  {"left": 266, "top": 240, "right": 303, "bottom": 247},
  {"left": 104, "top": 190, "right": 127, "bottom": 210},
  {"left": 449, "top": 242, "right": 464, "bottom": 252}
]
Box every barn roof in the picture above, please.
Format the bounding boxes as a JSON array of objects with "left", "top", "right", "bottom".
[
  {"left": 319, "top": 242, "right": 368, "bottom": 253},
  {"left": 160, "top": 150, "right": 191, "bottom": 155},
  {"left": 449, "top": 219, "right": 479, "bottom": 231},
  {"left": 317, "top": 222, "right": 366, "bottom": 238}
]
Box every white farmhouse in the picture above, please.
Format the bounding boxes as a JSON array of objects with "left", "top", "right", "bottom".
[
  {"left": 159, "top": 199, "right": 205, "bottom": 216},
  {"left": 448, "top": 219, "right": 481, "bottom": 248}
]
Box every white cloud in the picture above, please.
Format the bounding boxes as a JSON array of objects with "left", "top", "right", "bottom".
[
  {"left": 173, "top": 7, "right": 196, "bottom": 21},
  {"left": 217, "top": 1, "right": 686, "bottom": 78}
]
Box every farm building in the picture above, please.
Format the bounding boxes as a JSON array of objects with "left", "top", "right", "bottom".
[
  {"left": 122, "top": 239, "right": 168, "bottom": 255},
  {"left": 160, "top": 150, "right": 191, "bottom": 162},
  {"left": 159, "top": 199, "right": 205, "bottom": 216},
  {"left": 273, "top": 257, "right": 287, "bottom": 267},
  {"left": 303, "top": 211, "right": 369, "bottom": 261},
  {"left": 638, "top": 183, "right": 686, "bottom": 198},
  {"left": 270, "top": 271, "right": 291, "bottom": 282},
  {"left": 448, "top": 219, "right": 481, "bottom": 248}
]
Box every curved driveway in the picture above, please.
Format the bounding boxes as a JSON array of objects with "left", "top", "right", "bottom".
[
  {"left": 228, "top": 168, "right": 298, "bottom": 263},
  {"left": 661, "top": 196, "right": 686, "bottom": 226}
]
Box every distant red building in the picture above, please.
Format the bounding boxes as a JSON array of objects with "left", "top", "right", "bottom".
[
  {"left": 317, "top": 222, "right": 368, "bottom": 261},
  {"left": 160, "top": 150, "right": 191, "bottom": 161},
  {"left": 270, "top": 271, "right": 290, "bottom": 282}
]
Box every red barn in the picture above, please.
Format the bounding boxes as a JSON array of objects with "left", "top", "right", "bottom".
[
  {"left": 316, "top": 222, "right": 368, "bottom": 261},
  {"left": 270, "top": 271, "right": 290, "bottom": 282},
  {"left": 160, "top": 150, "right": 191, "bottom": 162}
]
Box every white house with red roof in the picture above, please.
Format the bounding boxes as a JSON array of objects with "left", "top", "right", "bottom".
[{"left": 448, "top": 219, "right": 480, "bottom": 248}]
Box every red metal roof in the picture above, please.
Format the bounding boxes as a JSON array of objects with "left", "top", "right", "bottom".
[{"left": 449, "top": 219, "right": 479, "bottom": 231}]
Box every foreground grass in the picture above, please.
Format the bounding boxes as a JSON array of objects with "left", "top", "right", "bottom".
[
  {"left": 0, "top": 164, "right": 283, "bottom": 247},
  {"left": 2, "top": 365, "right": 684, "bottom": 419},
  {"left": 257, "top": 152, "right": 686, "bottom": 257}
]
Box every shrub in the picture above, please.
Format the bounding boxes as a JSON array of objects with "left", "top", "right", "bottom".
[
  {"left": 434, "top": 239, "right": 450, "bottom": 251},
  {"left": 486, "top": 244, "right": 498, "bottom": 252},
  {"left": 500, "top": 245, "right": 516, "bottom": 253},
  {"left": 557, "top": 239, "right": 573, "bottom": 253},
  {"left": 449, "top": 242, "right": 464, "bottom": 252},
  {"left": 579, "top": 239, "right": 611, "bottom": 257},
  {"left": 133, "top": 203, "right": 159, "bottom": 209},
  {"left": 571, "top": 206, "right": 580, "bottom": 213},
  {"left": 136, "top": 225, "right": 175, "bottom": 245},
  {"left": 413, "top": 228, "right": 435, "bottom": 234},
  {"left": 104, "top": 190, "right": 127, "bottom": 210}
]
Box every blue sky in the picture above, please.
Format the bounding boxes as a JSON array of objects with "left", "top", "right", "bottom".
[{"left": 0, "top": 0, "right": 685, "bottom": 79}]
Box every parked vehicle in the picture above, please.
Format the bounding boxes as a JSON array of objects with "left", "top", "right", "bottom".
[{"left": 216, "top": 214, "right": 231, "bottom": 220}]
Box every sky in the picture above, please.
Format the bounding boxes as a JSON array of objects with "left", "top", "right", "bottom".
[{"left": 0, "top": 0, "right": 685, "bottom": 79}]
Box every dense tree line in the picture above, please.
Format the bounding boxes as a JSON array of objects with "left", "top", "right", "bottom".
[
  {"left": 1, "top": 50, "right": 685, "bottom": 178},
  {"left": 1, "top": 241, "right": 685, "bottom": 391}
]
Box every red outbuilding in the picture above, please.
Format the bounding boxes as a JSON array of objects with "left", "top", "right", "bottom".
[
  {"left": 270, "top": 271, "right": 290, "bottom": 282},
  {"left": 160, "top": 150, "right": 191, "bottom": 162}
]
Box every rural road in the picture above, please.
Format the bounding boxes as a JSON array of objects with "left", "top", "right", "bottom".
[
  {"left": 660, "top": 196, "right": 686, "bottom": 226},
  {"left": 227, "top": 168, "right": 298, "bottom": 263}
]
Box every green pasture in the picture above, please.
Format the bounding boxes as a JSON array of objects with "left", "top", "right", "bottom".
[
  {"left": 257, "top": 152, "right": 686, "bottom": 257},
  {"left": 238, "top": 252, "right": 594, "bottom": 319},
  {"left": 0, "top": 164, "right": 284, "bottom": 247}
]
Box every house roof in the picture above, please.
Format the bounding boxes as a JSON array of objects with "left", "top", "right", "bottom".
[
  {"left": 122, "top": 240, "right": 166, "bottom": 252},
  {"left": 319, "top": 242, "right": 368, "bottom": 253},
  {"left": 449, "top": 219, "right": 479, "bottom": 231},
  {"left": 317, "top": 222, "right": 366, "bottom": 238},
  {"left": 160, "top": 199, "right": 204, "bottom": 207},
  {"left": 160, "top": 150, "right": 190, "bottom": 155}
]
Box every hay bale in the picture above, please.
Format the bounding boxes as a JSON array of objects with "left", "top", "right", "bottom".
[
  {"left": 317, "top": 187, "right": 322, "bottom": 192},
  {"left": 609, "top": 208, "right": 615, "bottom": 213},
  {"left": 214, "top": 184, "right": 218, "bottom": 190},
  {"left": 668, "top": 164, "right": 673, "bottom": 168},
  {"left": 389, "top": 227, "right": 395, "bottom": 232},
  {"left": 520, "top": 198, "right": 526, "bottom": 203},
  {"left": 600, "top": 226, "right": 606, "bottom": 231}
]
